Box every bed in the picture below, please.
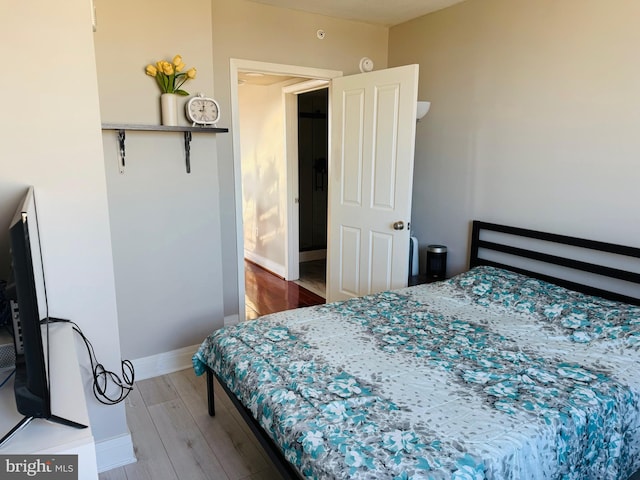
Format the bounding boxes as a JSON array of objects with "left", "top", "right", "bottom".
[{"left": 193, "top": 221, "right": 640, "bottom": 479}]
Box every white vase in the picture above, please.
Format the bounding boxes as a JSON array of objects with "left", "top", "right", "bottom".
[{"left": 160, "top": 93, "right": 178, "bottom": 126}]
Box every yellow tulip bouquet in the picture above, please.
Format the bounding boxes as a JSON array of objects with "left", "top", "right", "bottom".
[{"left": 145, "top": 55, "right": 197, "bottom": 96}]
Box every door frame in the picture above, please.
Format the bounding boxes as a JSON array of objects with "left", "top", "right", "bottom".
[
  {"left": 282, "top": 80, "right": 330, "bottom": 282},
  {"left": 230, "top": 59, "right": 342, "bottom": 320}
]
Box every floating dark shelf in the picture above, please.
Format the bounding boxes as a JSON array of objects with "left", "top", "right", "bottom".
[
  {"left": 101, "top": 123, "right": 228, "bottom": 133},
  {"left": 101, "top": 123, "right": 228, "bottom": 173}
]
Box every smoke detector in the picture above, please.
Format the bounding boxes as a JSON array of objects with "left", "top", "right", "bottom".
[{"left": 359, "top": 57, "right": 374, "bottom": 73}]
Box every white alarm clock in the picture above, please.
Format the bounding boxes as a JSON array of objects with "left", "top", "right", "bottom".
[{"left": 185, "top": 93, "right": 220, "bottom": 126}]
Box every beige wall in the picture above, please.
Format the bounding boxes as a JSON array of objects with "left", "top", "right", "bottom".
[
  {"left": 239, "top": 81, "right": 289, "bottom": 272},
  {"left": 212, "top": 0, "right": 390, "bottom": 316},
  {"left": 212, "top": 0, "right": 389, "bottom": 74},
  {"left": 390, "top": 0, "right": 640, "bottom": 275},
  {"left": 94, "top": 0, "right": 226, "bottom": 358},
  {"left": 7, "top": 0, "right": 636, "bottom": 459},
  {"left": 95, "top": 0, "right": 215, "bottom": 125},
  {"left": 93, "top": 0, "right": 390, "bottom": 352},
  {"left": 1, "top": 0, "right": 129, "bottom": 461}
]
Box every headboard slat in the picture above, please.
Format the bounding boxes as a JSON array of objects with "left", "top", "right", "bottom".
[
  {"left": 477, "top": 239, "right": 640, "bottom": 284},
  {"left": 470, "top": 221, "right": 640, "bottom": 306}
]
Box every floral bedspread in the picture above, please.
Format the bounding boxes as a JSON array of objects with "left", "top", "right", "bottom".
[{"left": 193, "top": 266, "right": 640, "bottom": 479}]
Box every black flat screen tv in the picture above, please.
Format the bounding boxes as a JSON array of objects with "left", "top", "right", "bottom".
[{"left": 0, "top": 187, "right": 85, "bottom": 447}]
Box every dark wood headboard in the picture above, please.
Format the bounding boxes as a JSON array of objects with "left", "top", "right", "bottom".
[{"left": 470, "top": 221, "right": 640, "bottom": 306}]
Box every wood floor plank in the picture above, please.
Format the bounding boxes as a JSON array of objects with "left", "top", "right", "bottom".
[
  {"left": 209, "top": 387, "right": 285, "bottom": 478},
  {"left": 244, "top": 261, "right": 324, "bottom": 316},
  {"left": 171, "top": 369, "right": 281, "bottom": 475},
  {"left": 164, "top": 369, "right": 280, "bottom": 478},
  {"left": 99, "top": 263, "right": 317, "bottom": 480},
  {"left": 245, "top": 305, "right": 260, "bottom": 320},
  {"left": 148, "top": 398, "right": 229, "bottom": 480},
  {"left": 122, "top": 388, "right": 179, "bottom": 480},
  {"left": 136, "top": 375, "right": 180, "bottom": 407},
  {"left": 98, "top": 467, "right": 128, "bottom": 480},
  {"left": 245, "top": 295, "right": 260, "bottom": 314},
  {"left": 240, "top": 464, "right": 284, "bottom": 480},
  {"left": 169, "top": 369, "right": 271, "bottom": 480},
  {"left": 209, "top": 377, "right": 268, "bottom": 456}
]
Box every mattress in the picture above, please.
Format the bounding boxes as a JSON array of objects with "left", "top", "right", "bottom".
[{"left": 193, "top": 266, "right": 640, "bottom": 479}]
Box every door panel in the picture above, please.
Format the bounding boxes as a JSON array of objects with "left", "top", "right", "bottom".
[
  {"left": 341, "top": 89, "right": 365, "bottom": 206},
  {"left": 327, "top": 64, "right": 419, "bottom": 302},
  {"left": 369, "top": 231, "right": 393, "bottom": 293},
  {"left": 372, "top": 84, "right": 400, "bottom": 209},
  {"left": 339, "top": 226, "right": 361, "bottom": 296}
]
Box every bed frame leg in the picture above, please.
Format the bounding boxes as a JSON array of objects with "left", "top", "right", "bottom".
[{"left": 206, "top": 368, "right": 215, "bottom": 416}]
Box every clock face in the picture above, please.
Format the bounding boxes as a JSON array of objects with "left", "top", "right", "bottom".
[{"left": 186, "top": 97, "right": 220, "bottom": 125}]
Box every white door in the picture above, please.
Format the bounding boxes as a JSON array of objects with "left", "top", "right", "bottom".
[{"left": 326, "top": 64, "right": 419, "bottom": 302}]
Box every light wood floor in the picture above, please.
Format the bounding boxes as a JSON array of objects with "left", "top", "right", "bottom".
[
  {"left": 99, "top": 369, "right": 283, "bottom": 480},
  {"left": 100, "top": 264, "right": 324, "bottom": 480}
]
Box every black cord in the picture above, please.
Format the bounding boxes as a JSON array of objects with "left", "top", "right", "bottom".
[
  {"left": 0, "top": 369, "right": 15, "bottom": 389},
  {"left": 31, "top": 195, "right": 133, "bottom": 405},
  {"left": 46, "top": 318, "right": 134, "bottom": 405}
]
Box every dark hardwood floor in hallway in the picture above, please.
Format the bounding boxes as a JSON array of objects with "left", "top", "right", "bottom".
[{"left": 244, "top": 260, "right": 325, "bottom": 320}]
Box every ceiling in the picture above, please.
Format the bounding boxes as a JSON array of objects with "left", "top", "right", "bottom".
[
  {"left": 246, "top": 0, "right": 466, "bottom": 26},
  {"left": 238, "top": 72, "right": 298, "bottom": 86}
]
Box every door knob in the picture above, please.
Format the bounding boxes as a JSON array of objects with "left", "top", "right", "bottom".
[{"left": 393, "top": 221, "right": 405, "bottom": 231}]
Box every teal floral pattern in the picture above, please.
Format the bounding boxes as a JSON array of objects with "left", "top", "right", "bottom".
[
  {"left": 193, "top": 266, "right": 640, "bottom": 479},
  {"left": 446, "top": 266, "right": 640, "bottom": 345}
]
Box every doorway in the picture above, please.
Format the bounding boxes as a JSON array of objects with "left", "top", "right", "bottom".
[
  {"left": 293, "top": 88, "right": 328, "bottom": 298},
  {"left": 230, "top": 59, "right": 342, "bottom": 318},
  {"left": 238, "top": 80, "right": 328, "bottom": 298},
  {"left": 231, "top": 60, "right": 419, "bottom": 315}
]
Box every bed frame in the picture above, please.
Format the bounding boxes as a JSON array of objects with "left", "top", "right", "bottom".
[
  {"left": 470, "top": 220, "right": 640, "bottom": 306},
  {"left": 206, "top": 220, "right": 640, "bottom": 479},
  {"left": 206, "top": 369, "right": 303, "bottom": 479}
]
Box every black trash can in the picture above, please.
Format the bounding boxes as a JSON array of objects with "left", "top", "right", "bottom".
[{"left": 426, "top": 245, "right": 447, "bottom": 280}]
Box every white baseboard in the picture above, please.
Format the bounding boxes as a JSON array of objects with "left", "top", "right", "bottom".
[
  {"left": 244, "top": 250, "right": 285, "bottom": 277},
  {"left": 132, "top": 344, "right": 201, "bottom": 381},
  {"left": 96, "top": 433, "right": 136, "bottom": 473}
]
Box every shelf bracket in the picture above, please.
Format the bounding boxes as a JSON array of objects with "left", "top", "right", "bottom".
[
  {"left": 184, "top": 131, "right": 192, "bottom": 174},
  {"left": 102, "top": 123, "right": 228, "bottom": 174},
  {"left": 117, "top": 129, "right": 126, "bottom": 174}
]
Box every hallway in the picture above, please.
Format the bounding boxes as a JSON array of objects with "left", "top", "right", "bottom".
[
  {"left": 293, "top": 259, "right": 326, "bottom": 299},
  {"left": 244, "top": 261, "right": 325, "bottom": 320}
]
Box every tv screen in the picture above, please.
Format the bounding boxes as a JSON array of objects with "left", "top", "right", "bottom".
[
  {"left": 0, "top": 187, "right": 51, "bottom": 446},
  {"left": 0, "top": 188, "right": 87, "bottom": 447}
]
